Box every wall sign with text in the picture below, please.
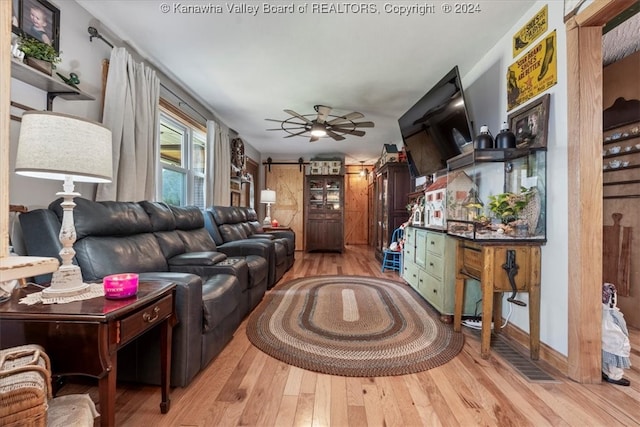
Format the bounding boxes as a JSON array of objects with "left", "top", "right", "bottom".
[
  {"left": 513, "top": 5, "right": 548, "bottom": 58},
  {"left": 507, "top": 30, "right": 557, "bottom": 111}
]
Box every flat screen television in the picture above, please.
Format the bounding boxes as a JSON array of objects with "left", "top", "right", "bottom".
[{"left": 398, "top": 66, "right": 475, "bottom": 177}]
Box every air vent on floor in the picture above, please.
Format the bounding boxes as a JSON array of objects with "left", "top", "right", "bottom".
[{"left": 468, "top": 329, "right": 559, "bottom": 382}]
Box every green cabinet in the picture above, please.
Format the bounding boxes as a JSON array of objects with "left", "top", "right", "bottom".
[{"left": 403, "top": 226, "right": 480, "bottom": 319}]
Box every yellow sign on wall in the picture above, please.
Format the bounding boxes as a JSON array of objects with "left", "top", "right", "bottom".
[
  {"left": 513, "top": 5, "right": 548, "bottom": 57},
  {"left": 507, "top": 30, "right": 557, "bottom": 111}
]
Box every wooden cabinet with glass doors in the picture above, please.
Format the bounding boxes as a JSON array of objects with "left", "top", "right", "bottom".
[{"left": 304, "top": 175, "right": 344, "bottom": 252}]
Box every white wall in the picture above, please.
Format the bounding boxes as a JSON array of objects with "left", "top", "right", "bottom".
[
  {"left": 462, "top": 1, "right": 569, "bottom": 355},
  {"left": 9, "top": 0, "right": 255, "bottom": 209},
  {"left": 10, "top": 0, "right": 113, "bottom": 209}
]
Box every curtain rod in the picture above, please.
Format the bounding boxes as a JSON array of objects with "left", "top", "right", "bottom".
[{"left": 87, "top": 26, "right": 209, "bottom": 123}]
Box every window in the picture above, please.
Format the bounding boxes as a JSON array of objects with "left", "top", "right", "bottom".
[{"left": 159, "top": 110, "right": 207, "bottom": 208}]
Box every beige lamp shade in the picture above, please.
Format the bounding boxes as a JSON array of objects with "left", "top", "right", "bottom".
[
  {"left": 260, "top": 189, "right": 276, "bottom": 204},
  {"left": 15, "top": 111, "right": 113, "bottom": 183}
]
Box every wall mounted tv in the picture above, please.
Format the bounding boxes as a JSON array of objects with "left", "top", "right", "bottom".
[{"left": 398, "top": 65, "right": 475, "bottom": 177}]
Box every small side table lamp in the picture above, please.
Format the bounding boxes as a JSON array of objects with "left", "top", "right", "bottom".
[
  {"left": 260, "top": 189, "right": 276, "bottom": 226},
  {"left": 15, "top": 111, "right": 112, "bottom": 298}
]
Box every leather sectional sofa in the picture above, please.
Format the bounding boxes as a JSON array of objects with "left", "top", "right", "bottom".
[
  {"left": 204, "top": 206, "right": 295, "bottom": 288},
  {"left": 18, "top": 198, "right": 292, "bottom": 388}
]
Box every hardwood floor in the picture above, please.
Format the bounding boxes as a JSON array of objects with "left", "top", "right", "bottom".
[{"left": 61, "top": 245, "right": 640, "bottom": 426}]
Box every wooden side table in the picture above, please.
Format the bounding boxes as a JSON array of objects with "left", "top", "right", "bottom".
[
  {"left": 0, "top": 280, "right": 176, "bottom": 427},
  {"left": 453, "top": 240, "right": 541, "bottom": 360}
]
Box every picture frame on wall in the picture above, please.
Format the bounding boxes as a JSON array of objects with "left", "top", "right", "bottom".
[
  {"left": 14, "top": 0, "right": 60, "bottom": 52},
  {"left": 508, "top": 93, "right": 550, "bottom": 149}
]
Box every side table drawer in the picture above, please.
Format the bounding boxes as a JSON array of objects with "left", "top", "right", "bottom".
[{"left": 119, "top": 294, "right": 173, "bottom": 346}]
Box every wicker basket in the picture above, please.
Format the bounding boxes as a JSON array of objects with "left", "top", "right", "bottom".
[{"left": 0, "top": 345, "right": 51, "bottom": 427}]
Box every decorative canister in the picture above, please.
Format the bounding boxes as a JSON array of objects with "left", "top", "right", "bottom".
[
  {"left": 495, "top": 122, "right": 516, "bottom": 149},
  {"left": 474, "top": 125, "right": 494, "bottom": 149}
]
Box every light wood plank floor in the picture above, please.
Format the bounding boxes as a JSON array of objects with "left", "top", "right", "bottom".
[{"left": 61, "top": 245, "right": 640, "bottom": 426}]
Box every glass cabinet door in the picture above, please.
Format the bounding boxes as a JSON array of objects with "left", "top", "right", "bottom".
[
  {"left": 325, "top": 178, "right": 342, "bottom": 210},
  {"left": 308, "top": 178, "right": 325, "bottom": 211}
]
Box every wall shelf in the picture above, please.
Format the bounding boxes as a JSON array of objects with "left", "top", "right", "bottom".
[{"left": 11, "top": 59, "right": 95, "bottom": 110}]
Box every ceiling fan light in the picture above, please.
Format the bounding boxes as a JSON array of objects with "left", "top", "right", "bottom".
[{"left": 310, "top": 122, "right": 327, "bottom": 137}]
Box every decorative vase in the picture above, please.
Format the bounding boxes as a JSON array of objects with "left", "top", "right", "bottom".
[{"left": 24, "top": 57, "right": 52, "bottom": 76}]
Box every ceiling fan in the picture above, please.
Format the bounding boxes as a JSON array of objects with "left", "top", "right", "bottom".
[{"left": 266, "top": 105, "right": 374, "bottom": 142}]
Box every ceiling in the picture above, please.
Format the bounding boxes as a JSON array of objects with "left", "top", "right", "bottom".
[{"left": 75, "top": 1, "right": 540, "bottom": 164}]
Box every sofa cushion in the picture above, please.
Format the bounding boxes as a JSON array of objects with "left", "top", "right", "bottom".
[
  {"left": 75, "top": 235, "right": 168, "bottom": 281},
  {"left": 50, "top": 197, "right": 153, "bottom": 239},
  {"left": 218, "top": 224, "right": 248, "bottom": 242}
]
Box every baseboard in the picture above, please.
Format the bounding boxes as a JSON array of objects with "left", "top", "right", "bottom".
[{"left": 501, "top": 320, "right": 568, "bottom": 375}]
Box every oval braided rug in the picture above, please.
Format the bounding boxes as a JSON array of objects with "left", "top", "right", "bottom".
[{"left": 246, "top": 275, "right": 464, "bottom": 377}]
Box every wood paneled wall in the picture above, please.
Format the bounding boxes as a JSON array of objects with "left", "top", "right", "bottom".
[{"left": 265, "top": 165, "right": 304, "bottom": 250}]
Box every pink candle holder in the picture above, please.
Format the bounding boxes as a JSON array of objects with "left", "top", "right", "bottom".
[{"left": 103, "top": 273, "right": 139, "bottom": 299}]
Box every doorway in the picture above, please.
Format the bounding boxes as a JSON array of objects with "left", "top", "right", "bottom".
[{"left": 566, "top": 0, "right": 637, "bottom": 383}]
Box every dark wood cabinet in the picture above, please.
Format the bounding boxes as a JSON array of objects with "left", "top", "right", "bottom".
[
  {"left": 373, "top": 162, "right": 410, "bottom": 260},
  {"left": 304, "top": 175, "right": 344, "bottom": 252}
]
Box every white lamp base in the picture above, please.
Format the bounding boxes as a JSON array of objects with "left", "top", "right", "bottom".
[
  {"left": 42, "top": 264, "right": 90, "bottom": 298},
  {"left": 263, "top": 202, "right": 272, "bottom": 226}
]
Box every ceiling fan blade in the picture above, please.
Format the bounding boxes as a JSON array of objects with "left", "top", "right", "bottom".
[
  {"left": 284, "top": 109, "right": 313, "bottom": 124},
  {"left": 327, "top": 112, "right": 364, "bottom": 125},
  {"left": 333, "top": 121, "right": 375, "bottom": 128},
  {"left": 285, "top": 130, "right": 309, "bottom": 138},
  {"left": 316, "top": 105, "right": 331, "bottom": 124},
  {"left": 265, "top": 118, "right": 306, "bottom": 124},
  {"left": 326, "top": 130, "right": 346, "bottom": 141},
  {"left": 335, "top": 129, "right": 366, "bottom": 137},
  {"left": 266, "top": 126, "right": 306, "bottom": 131}
]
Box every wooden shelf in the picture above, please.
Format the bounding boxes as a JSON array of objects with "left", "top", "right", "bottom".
[
  {"left": 603, "top": 133, "right": 639, "bottom": 146},
  {"left": 11, "top": 59, "right": 95, "bottom": 109}
]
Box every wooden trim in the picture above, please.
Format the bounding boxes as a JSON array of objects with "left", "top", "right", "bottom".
[
  {"left": 160, "top": 98, "right": 206, "bottom": 132},
  {"left": 566, "top": 14, "right": 604, "bottom": 383},
  {"left": 574, "top": 0, "right": 637, "bottom": 27}
]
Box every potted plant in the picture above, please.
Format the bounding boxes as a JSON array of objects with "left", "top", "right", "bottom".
[
  {"left": 18, "top": 36, "right": 61, "bottom": 76},
  {"left": 487, "top": 187, "right": 535, "bottom": 224}
]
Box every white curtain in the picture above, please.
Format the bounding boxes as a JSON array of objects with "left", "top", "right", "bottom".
[
  {"left": 211, "top": 120, "right": 230, "bottom": 206},
  {"left": 96, "top": 47, "right": 160, "bottom": 201}
]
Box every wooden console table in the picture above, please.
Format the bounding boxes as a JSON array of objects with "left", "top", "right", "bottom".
[
  {"left": 453, "top": 240, "right": 541, "bottom": 360},
  {"left": 0, "top": 280, "right": 176, "bottom": 427}
]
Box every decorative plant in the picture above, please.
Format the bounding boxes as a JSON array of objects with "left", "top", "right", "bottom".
[
  {"left": 488, "top": 187, "right": 535, "bottom": 224},
  {"left": 18, "top": 37, "right": 61, "bottom": 65}
]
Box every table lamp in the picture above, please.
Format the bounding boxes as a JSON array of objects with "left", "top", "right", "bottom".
[
  {"left": 260, "top": 189, "right": 276, "bottom": 226},
  {"left": 15, "top": 111, "right": 112, "bottom": 298}
]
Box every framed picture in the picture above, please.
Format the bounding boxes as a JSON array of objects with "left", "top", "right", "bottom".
[
  {"left": 15, "top": 0, "right": 60, "bottom": 51},
  {"left": 508, "top": 93, "right": 550, "bottom": 149}
]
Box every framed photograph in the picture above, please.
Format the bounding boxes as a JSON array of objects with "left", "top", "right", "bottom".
[
  {"left": 16, "top": 0, "right": 60, "bottom": 51},
  {"left": 508, "top": 93, "right": 550, "bottom": 149}
]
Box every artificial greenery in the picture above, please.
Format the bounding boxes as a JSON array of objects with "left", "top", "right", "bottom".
[
  {"left": 18, "top": 36, "right": 61, "bottom": 65},
  {"left": 488, "top": 187, "right": 535, "bottom": 224}
]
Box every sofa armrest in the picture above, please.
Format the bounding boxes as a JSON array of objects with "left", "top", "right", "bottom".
[
  {"left": 168, "top": 251, "right": 227, "bottom": 266},
  {"left": 134, "top": 272, "right": 203, "bottom": 387},
  {"left": 216, "top": 240, "right": 272, "bottom": 260}
]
